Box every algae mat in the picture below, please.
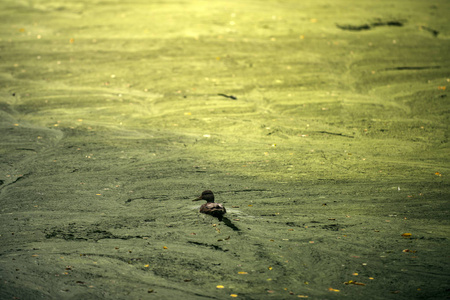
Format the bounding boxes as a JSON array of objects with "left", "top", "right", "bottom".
[{"left": 1, "top": 0, "right": 449, "bottom": 299}]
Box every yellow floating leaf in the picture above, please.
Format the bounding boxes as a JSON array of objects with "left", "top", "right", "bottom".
[
  {"left": 402, "top": 249, "right": 417, "bottom": 253},
  {"left": 144, "top": 264, "right": 149, "bottom": 268},
  {"left": 297, "top": 295, "right": 309, "bottom": 298},
  {"left": 401, "top": 233, "right": 412, "bottom": 238},
  {"left": 70, "top": 38, "right": 74, "bottom": 43},
  {"left": 230, "top": 294, "right": 238, "bottom": 297},
  {"left": 435, "top": 172, "right": 442, "bottom": 176},
  {"left": 163, "top": 246, "right": 168, "bottom": 249},
  {"left": 328, "top": 287, "right": 340, "bottom": 292},
  {"left": 352, "top": 273, "right": 358, "bottom": 276},
  {"left": 238, "top": 271, "right": 248, "bottom": 275},
  {"left": 268, "top": 266, "right": 273, "bottom": 270},
  {"left": 344, "top": 280, "right": 366, "bottom": 286},
  {"left": 216, "top": 285, "right": 225, "bottom": 289}
]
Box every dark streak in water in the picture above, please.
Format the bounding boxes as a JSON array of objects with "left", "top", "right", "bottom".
[
  {"left": 336, "top": 24, "right": 371, "bottom": 31},
  {"left": 217, "top": 93, "right": 237, "bottom": 100},
  {"left": 187, "top": 241, "right": 229, "bottom": 252},
  {"left": 336, "top": 19, "right": 404, "bottom": 31},
  {"left": 125, "top": 197, "right": 151, "bottom": 203},
  {"left": 385, "top": 66, "right": 441, "bottom": 71},
  {"left": 315, "top": 131, "right": 354, "bottom": 138},
  {"left": 420, "top": 26, "right": 439, "bottom": 37},
  {"left": 0, "top": 172, "right": 32, "bottom": 191}
]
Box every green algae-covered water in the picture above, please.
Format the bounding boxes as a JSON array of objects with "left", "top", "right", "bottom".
[{"left": 1, "top": 0, "right": 449, "bottom": 299}]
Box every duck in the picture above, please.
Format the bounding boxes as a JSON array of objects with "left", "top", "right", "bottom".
[{"left": 193, "top": 190, "right": 226, "bottom": 221}]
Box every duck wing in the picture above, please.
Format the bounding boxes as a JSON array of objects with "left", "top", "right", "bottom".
[{"left": 203, "top": 202, "right": 226, "bottom": 213}]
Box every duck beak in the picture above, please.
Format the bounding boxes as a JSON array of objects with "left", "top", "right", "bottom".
[{"left": 192, "top": 196, "right": 202, "bottom": 202}]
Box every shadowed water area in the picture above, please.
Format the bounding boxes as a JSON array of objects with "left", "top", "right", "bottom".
[{"left": 0, "top": 0, "right": 449, "bottom": 299}]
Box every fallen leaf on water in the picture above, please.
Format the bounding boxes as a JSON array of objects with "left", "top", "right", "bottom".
[
  {"left": 216, "top": 285, "right": 225, "bottom": 289},
  {"left": 328, "top": 287, "right": 340, "bottom": 292},
  {"left": 402, "top": 249, "right": 417, "bottom": 253},
  {"left": 344, "top": 280, "right": 366, "bottom": 286},
  {"left": 163, "top": 246, "right": 168, "bottom": 249},
  {"left": 230, "top": 294, "right": 238, "bottom": 298},
  {"left": 238, "top": 271, "right": 248, "bottom": 274},
  {"left": 401, "top": 233, "right": 412, "bottom": 238},
  {"left": 435, "top": 172, "right": 442, "bottom": 176},
  {"left": 297, "top": 295, "right": 308, "bottom": 298}
]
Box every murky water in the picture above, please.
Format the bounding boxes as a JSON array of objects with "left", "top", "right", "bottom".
[{"left": 1, "top": 0, "right": 449, "bottom": 299}]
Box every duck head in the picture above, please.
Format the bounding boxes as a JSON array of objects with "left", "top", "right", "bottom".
[{"left": 193, "top": 190, "right": 215, "bottom": 203}]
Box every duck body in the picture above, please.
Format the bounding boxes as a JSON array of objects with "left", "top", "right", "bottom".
[{"left": 193, "top": 190, "right": 226, "bottom": 220}]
